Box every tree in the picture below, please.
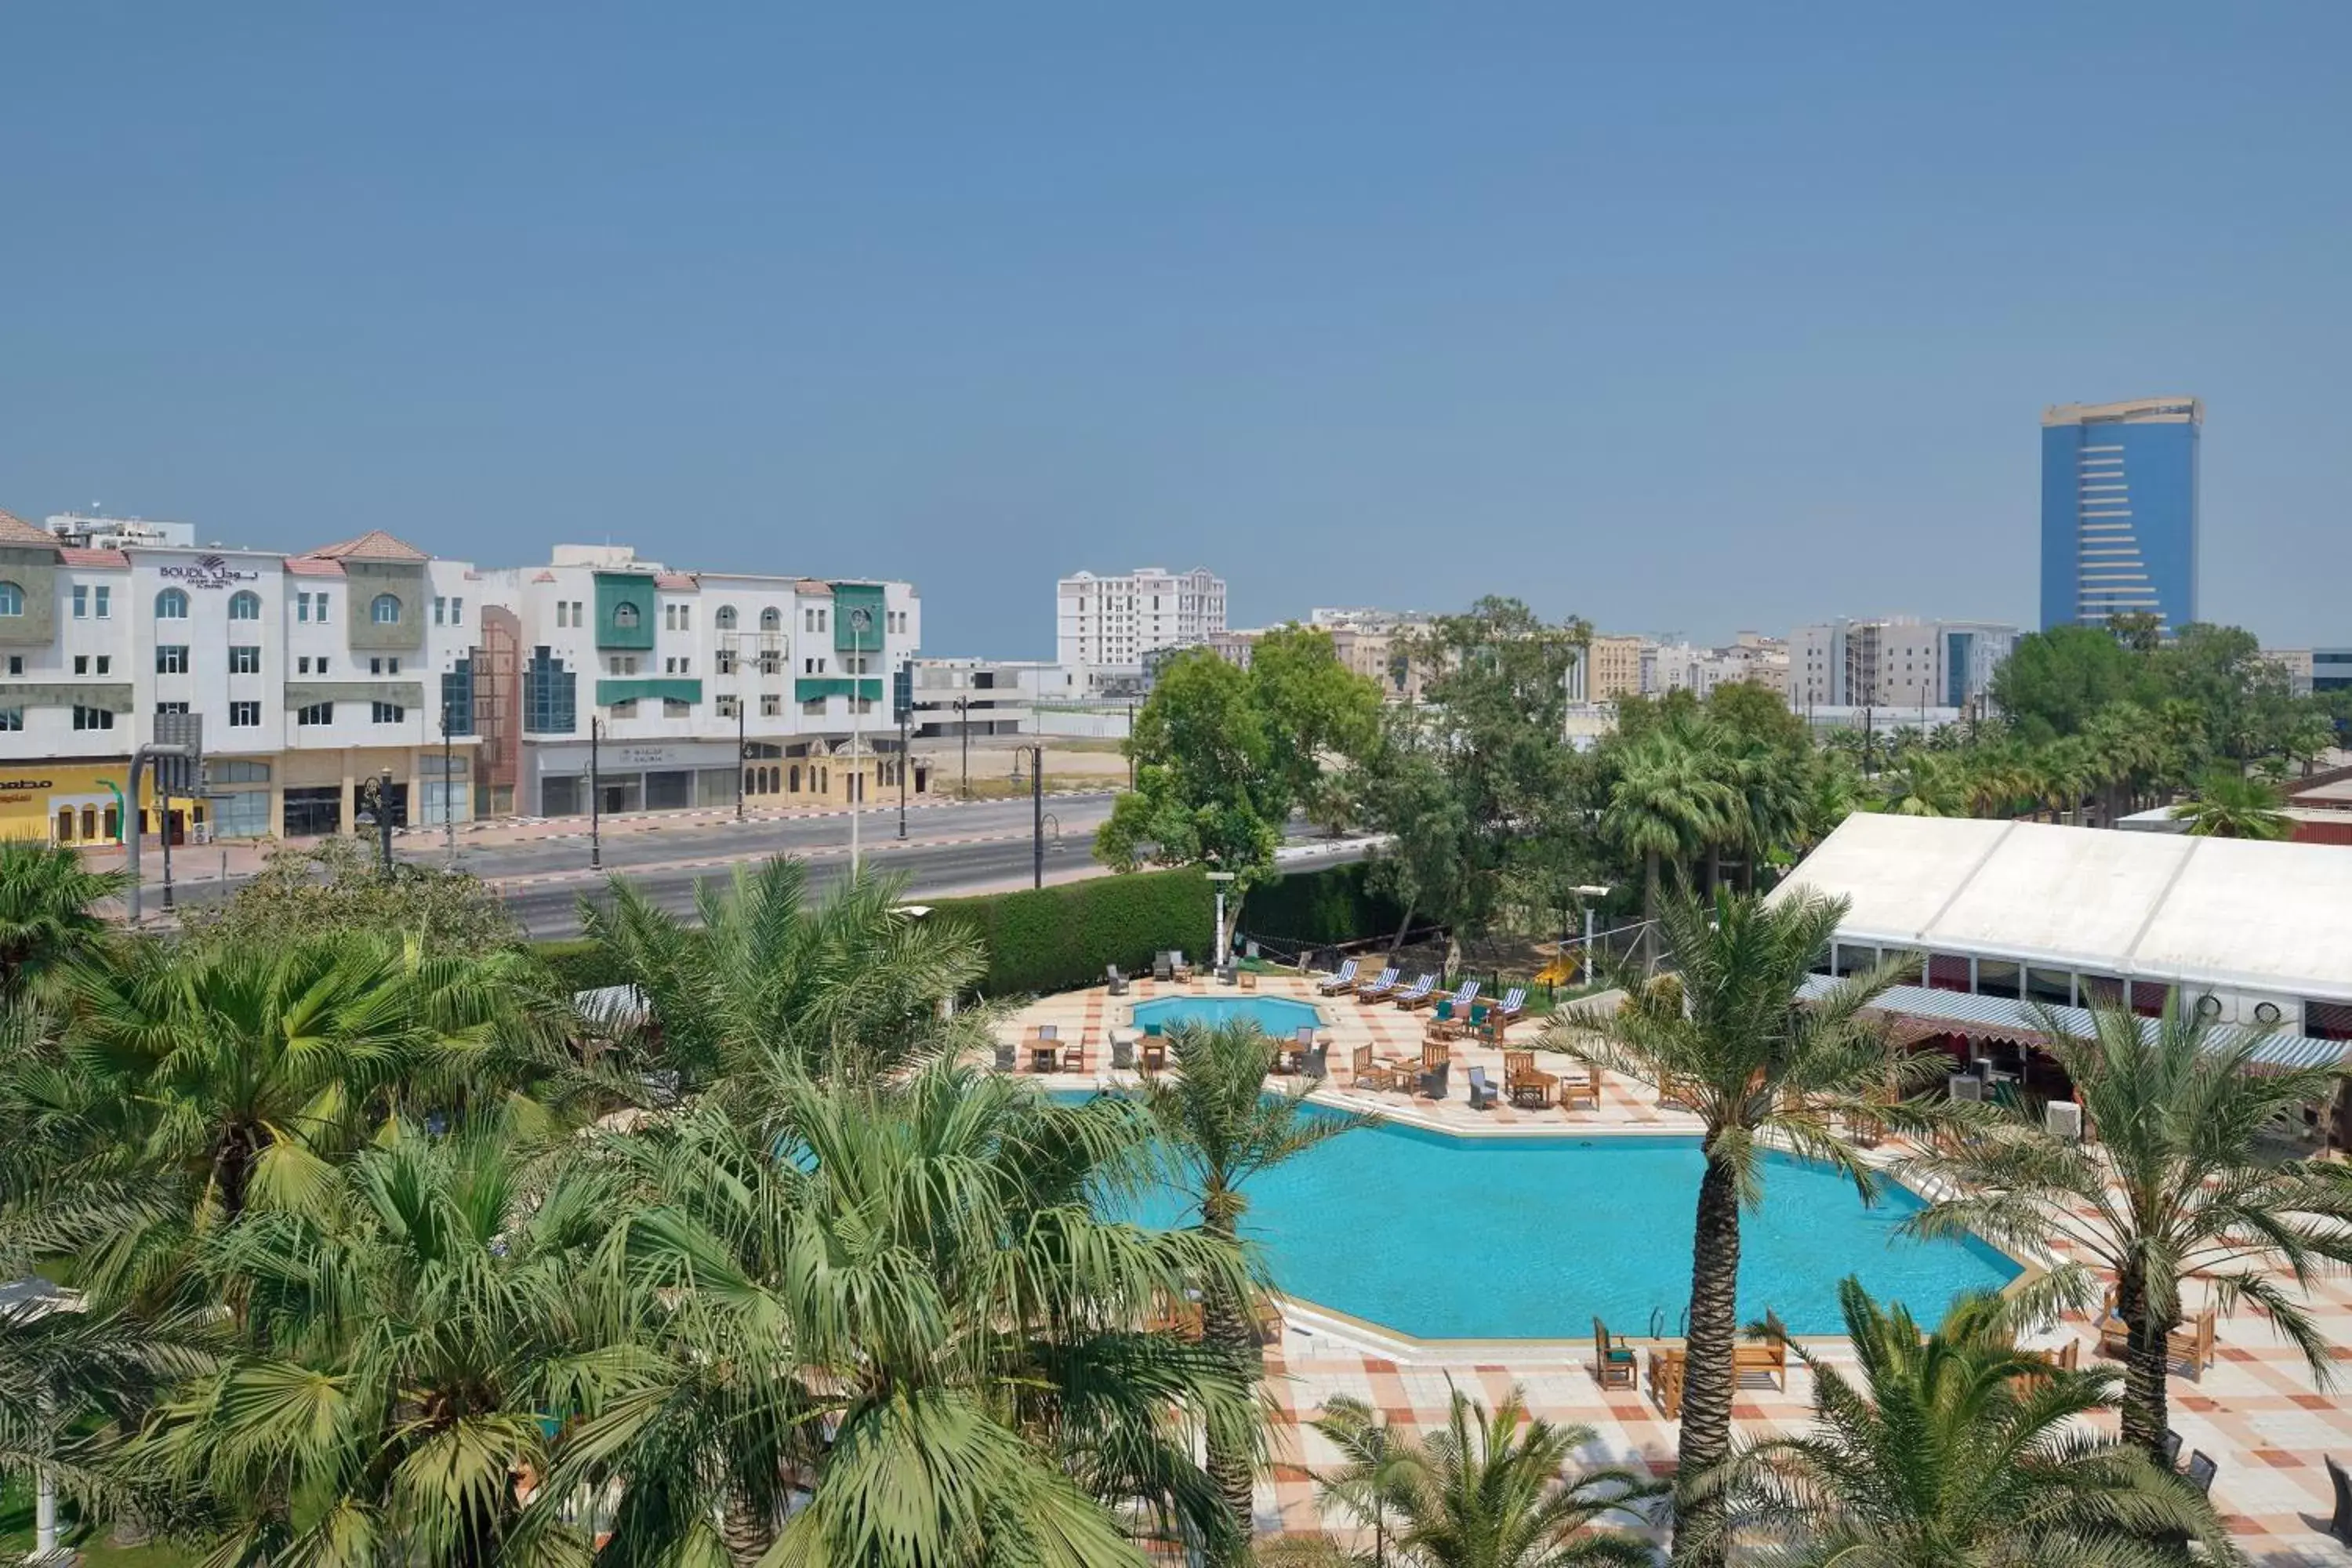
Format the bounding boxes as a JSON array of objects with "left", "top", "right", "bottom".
[
  {"left": 1873, "top": 750, "right": 1968, "bottom": 818},
  {"left": 1545, "top": 891, "right": 1939, "bottom": 1568},
  {"left": 1706, "top": 1279, "right": 2237, "bottom": 1566},
  {"left": 176, "top": 833, "right": 518, "bottom": 958},
  {"left": 0, "top": 838, "right": 124, "bottom": 1001},
  {"left": 1147, "top": 1021, "right": 1371, "bottom": 1559},
  {"left": 561, "top": 1065, "right": 1257, "bottom": 1568},
  {"left": 1098, "top": 649, "right": 1287, "bottom": 893},
  {"left": 1250, "top": 624, "right": 1384, "bottom": 813},
  {"left": 1900, "top": 1005, "right": 2352, "bottom": 1461},
  {"left": 1988, "top": 626, "right": 2141, "bottom": 743},
  {"left": 1305, "top": 1396, "right": 1421, "bottom": 1568},
  {"left": 1600, "top": 731, "right": 1735, "bottom": 921},
  {"left": 1314, "top": 1384, "right": 1659, "bottom": 1568},
  {"left": 1704, "top": 682, "right": 1808, "bottom": 754},
  {"left": 2168, "top": 769, "right": 2292, "bottom": 840}
]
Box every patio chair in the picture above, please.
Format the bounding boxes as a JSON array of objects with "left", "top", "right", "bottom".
[
  {"left": 1301, "top": 1042, "right": 1328, "bottom": 1081},
  {"left": 2184, "top": 1450, "right": 2217, "bottom": 1496},
  {"left": 1316, "top": 958, "right": 1360, "bottom": 996},
  {"left": 1153, "top": 952, "right": 1174, "bottom": 982},
  {"left": 1059, "top": 1038, "right": 1089, "bottom": 1073},
  {"left": 1171, "top": 951, "right": 1196, "bottom": 982},
  {"left": 1351, "top": 1045, "right": 1400, "bottom": 1092},
  {"left": 2158, "top": 1430, "right": 2183, "bottom": 1472},
  {"left": 2167, "top": 1308, "right": 2217, "bottom": 1379},
  {"left": 1105, "top": 964, "right": 1130, "bottom": 996},
  {"left": 994, "top": 1040, "right": 1017, "bottom": 1072},
  {"left": 1392, "top": 973, "right": 1438, "bottom": 1010},
  {"left": 1354, "top": 966, "right": 1402, "bottom": 1004},
  {"left": 1141, "top": 1037, "right": 1167, "bottom": 1074},
  {"left": 1417, "top": 1043, "right": 1450, "bottom": 1100},
  {"left": 2326, "top": 1454, "right": 2352, "bottom": 1544},
  {"left": 1732, "top": 1313, "right": 1788, "bottom": 1389},
  {"left": 1467, "top": 1065, "right": 1500, "bottom": 1110},
  {"left": 1592, "top": 1318, "right": 1638, "bottom": 1390},
  {"left": 1646, "top": 1345, "right": 1686, "bottom": 1418},
  {"left": 1559, "top": 1061, "right": 1602, "bottom": 1112},
  {"left": 1504, "top": 1050, "right": 1555, "bottom": 1108},
  {"left": 1111, "top": 1033, "right": 1135, "bottom": 1071}
]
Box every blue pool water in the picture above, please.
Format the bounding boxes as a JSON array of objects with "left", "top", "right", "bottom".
[
  {"left": 1065, "top": 1100, "right": 2019, "bottom": 1338},
  {"left": 1130, "top": 994, "right": 1325, "bottom": 1036}
]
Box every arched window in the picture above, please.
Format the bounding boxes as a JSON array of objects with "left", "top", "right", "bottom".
[
  {"left": 715, "top": 605, "right": 739, "bottom": 631},
  {"left": 0, "top": 582, "right": 21, "bottom": 617},
  {"left": 155, "top": 588, "right": 188, "bottom": 620},
  {"left": 612, "top": 601, "right": 641, "bottom": 629},
  {"left": 759, "top": 607, "right": 781, "bottom": 632},
  {"left": 228, "top": 590, "right": 262, "bottom": 621},
  {"left": 370, "top": 593, "right": 402, "bottom": 625}
]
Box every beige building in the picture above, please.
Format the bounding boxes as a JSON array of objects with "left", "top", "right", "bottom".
[{"left": 1583, "top": 634, "right": 1646, "bottom": 701}]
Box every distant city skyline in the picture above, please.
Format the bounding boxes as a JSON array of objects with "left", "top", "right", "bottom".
[{"left": 2, "top": 6, "right": 2345, "bottom": 654}]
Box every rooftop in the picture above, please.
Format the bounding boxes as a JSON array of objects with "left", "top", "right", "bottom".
[{"left": 2041, "top": 395, "right": 2204, "bottom": 427}]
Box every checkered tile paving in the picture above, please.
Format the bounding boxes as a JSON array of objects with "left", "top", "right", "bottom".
[{"left": 989, "top": 974, "right": 2352, "bottom": 1564}]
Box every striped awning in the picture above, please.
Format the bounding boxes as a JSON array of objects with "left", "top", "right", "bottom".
[{"left": 1797, "top": 975, "right": 2351, "bottom": 1073}]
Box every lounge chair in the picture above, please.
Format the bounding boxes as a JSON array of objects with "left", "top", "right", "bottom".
[
  {"left": 1559, "top": 1062, "right": 1602, "bottom": 1112},
  {"left": 1316, "top": 958, "right": 1361, "bottom": 996},
  {"left": 1467, "top": 1065, "right": 1499, "bottom": 1110},
  {"left": 2184, "top": 1450, "right": 2217, "bottom": 1496},
  {"left": 1354, "top": 966, "right": 1401, "bottom": 1004},
  {"left": 1504, "top": 1049, "right": 1555, "bottom": 1108},
  {"left": 1592, "top": 1318, "right": 1638, "bottom": 1390},
  {"left": 1106, "top": 964, "right": 1130, "bottom": 995},
  {"left": 1171, "top": 951, "right": 1196, "bottom": 982},
  {"left": 1481, "top": 986, "right": 1528, "bottom": 1040},
  {"left": 1417, "top": 1044, "right": 1450, "bottom": 1100},
  {"left": 1152, "top": 952, "right": 1174, "bottom": 982},
  {"left": 1300, "top": 1042, "right": 1328, "bottom": 1081},
  {"left": 2167, "top": 1308, "right": 2217, "bottom": 1379},
  {"left": 1392, "top": 973, "right": 1437, "bottom": 1010},
  {"left": 2326, "top": 1454, "right": 2351, "bottom": 1544}
]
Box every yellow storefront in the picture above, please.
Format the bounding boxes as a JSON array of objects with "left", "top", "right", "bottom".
[{"left": 0, "top": 760, "right": 205, "bottom": 846}]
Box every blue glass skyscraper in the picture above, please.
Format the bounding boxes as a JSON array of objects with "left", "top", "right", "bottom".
[{"left": 2038, "top": 397, "right": 2201, "bottom": 632}]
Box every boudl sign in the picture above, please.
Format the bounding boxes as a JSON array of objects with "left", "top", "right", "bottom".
[{"left": 158, "top": 554, "right": 260, "bottom": 588}]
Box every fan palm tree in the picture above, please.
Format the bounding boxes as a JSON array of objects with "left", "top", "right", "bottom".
[
  {"left": 1791, "top": 753, "right": 1866, "bottom": 855},
  {"left": 1314, "top": 1384, "right": 1658, "bottom": 1568},
  {"left": 1544, "top": 891, "right": 1942, "bottom": 1568},
  {"left": 578, "top": 857, "right": 992, "bottom": 1091},
  {"left": 1703, "top": 1278, "right": 2238, "bottom": 1566},
  {"left": 558, "top": 1063, "right": 1258, "bottom": 1568},
  {"left": 2034, "top": 739, "right": 2098, "bottom": 826},
  {"left": 2166, "top": 770, "right": 2292, "bottom": 840},
  {"left": 1874, "top": 752, "right": 1968, "bottom": 818},
  {"left": 1900, "top": 1005, "right": 2352, "bottom": 1461},
  {"left": 1602, "top": 732, "right": 1737, "bottom": 921},
  {"left": 132, "top": 1124, "right": 622, "bottom": 1568},
  {"left": 0, "top": 837, "right": 124, "bottom": 1001},
  {"left": 1148, "top": 1020, "right": 1374, "bottom": 1559}
]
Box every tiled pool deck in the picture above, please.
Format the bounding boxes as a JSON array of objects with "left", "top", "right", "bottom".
[{"left": 990, "top": 973, "right": 2352, "bottom": 1565}]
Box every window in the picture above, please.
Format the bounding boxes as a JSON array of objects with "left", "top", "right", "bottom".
[
  {"left": 450, "top": 596, "right": 462, "bottom": 623},
  {"left": 760, "top": 607, "right": 780, "bottom": 632},
  {"left": 760, "top": 694, "right": 782, "bottom": 717},
  {"left": 2, "top": 656, "right": 15, "bottom": 676},
  {"left": 612, "top": 601, "right": 641, "bottom": 629},
  {"left": 759, "top": 650, "right": 782, "bottom": 676},
  {"left": 155, "top": 702, "right": 191, "bottom": 716},
  {"left": 73, "top": 706, "right": 116, "bottom": 731},
  {"left": 664, "top": 603, "right": 691, "bottom": 632},
  {"left": 716, "top": 648, "right": 736, "bottom": 675},
  {"left": 609, "top": 699, "right": 639, "bottom": 718},
  {"left": 608, "top": 655, "right": 639, "bottom": 676},
  {"left": 803, "top": 699, "right": 826, "bottom": 717},
  {"left": 228, "top": 701, "right": 260, "bottom": 728},
  {"left": 665, "top": 656, "right": 691, "bottom": 675},
  {"left": 229, "top": 644, "right": 261, "bottom": 675},
  {"left": 73, "top": 655, "right": 88, "bottom": 676},
  {"left": 554, "top": 601, "right": 569, "bottom": 629},
  {"left": 715, "top": 694, "right": 739, "bottom": 719},
  {"left": 155, "top": 588, "right": 188, "bottom": 619},
  {"left": 663, "top": 699, "right": 691, "bottom": 717},
  {"left": 523, "top": 648, "right": 577, "bottom": 734},
  {"left": 369, "top": 656, "right": 401, "bottom": 675},
  {"left": 572, "top": 600, "right": 583, "bottom": 626},
  {"left": 156, "top": 645, "right": 190, "bottom": 674},
  {"left": 297, "top": 593, "right": 311, "bottom": 623},
  {"left": 229, "top": 590, "right": 261, "bottom": 621},
  {"left": 71, "top": 586, "right": 87, "bottom": 619},
  {"left": 370, "top": 593, "right": 402, "bottom": 625},
  {"left": 0, "top": 582, "right": 22, "bottom": 619},
  {"left": 434, "top": 597, "right": 446, "bottom": 626},
  {"left": 716, "top": 605, "right": 738, "bottom": 631},
  {"left": 95, "top": 655, "right": 109, "bottom": 675},
  {"left": 297, "top": 702, "right": 334, "bottom": 727},
  {"left": 372, "top": 702, "right": 406, "bottom": 724},
  {"left": 94, "top": 586, "right": 109, "bottom": 619},
  {"left": 0, "top": 710, "right": 19, "bottom": 731}
]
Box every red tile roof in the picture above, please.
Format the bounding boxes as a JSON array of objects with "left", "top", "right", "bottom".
[
  {"left": 532, "top": 571, "right": 557, "bottom": 583},
  {"left": 302, "top": 528, "right": 430, "bottom": 562},
  {"left": 284, "top": 556, "right": 346, "bottom": 577},
  {"left": 58, "top": 547, "right": 129, "bottom": 568},
  {"left": 0, "top": 510, "right": 60, "bottom": 550},
  {"left": 654, "top": 572, "right": 698, "bottom": 590}
]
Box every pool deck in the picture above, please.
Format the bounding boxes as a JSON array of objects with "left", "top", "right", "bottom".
[{"left": 991, "top": 972, "right": 2352, "bottom": 1566}]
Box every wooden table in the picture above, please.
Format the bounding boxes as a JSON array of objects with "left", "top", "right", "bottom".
[{"left": 1030, "top": 1044, "right": 1059, "bottom": 1074}]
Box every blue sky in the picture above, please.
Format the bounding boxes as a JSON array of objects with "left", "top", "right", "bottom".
[{"left": 3, "top": 3, "right": 2346, "bottom": 654}]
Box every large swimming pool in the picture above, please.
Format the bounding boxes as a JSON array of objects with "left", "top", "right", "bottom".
[
  {"left": 1130, "top": 995, "right": 1326, "bottom": 1036},
  {"left": 1076, "top": 1103, "right": 2019, "bottom": 1338}
]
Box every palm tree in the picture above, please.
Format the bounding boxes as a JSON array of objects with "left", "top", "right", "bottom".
[
  {"left": 1791, "top": 753, "right": 1866, "bottom": 855},
  {"left": 1307, "top": 1396, "right": 1421, "bottom": 1568},
  {"left": 1149, "top": 1020, "right": 1373, "bottom": 1559},
  {"left": 1314, "top": 1384, "right": 1658, "bottom": 1568},
  {"left": 560, "top": 1063, "right": 1258, "bottom": 1568},
  {"left": 1602, "top": 732, "right": 1737, "bottom": 921},
  {"left": 1874, "top": 751, "right": 1968, "bottom": 818},
  {"left": 579, "top": 856, "right": 992, "bottom": 1090},
  {"left": 2035, "top": 739, "right": 2097, "bottom": 826},
  {"left": 132, "top": 1124, "right": 621, "bottom": 1567},
  {"left": 1901, "top": 1005, "right": 2352, "bottom": 1461},
  {"left": 0, "top": 838, "right": 124, "bottom": 1001},
  {"left": 1704, "top": 1278, "right": 2238, "bottom": 1566},
  {"left": 1544, "top": 891, "right": 1940, "bottom": 1568},
  {"left": 2167, "top": 769, "right": 2292, "bottom": 840}
]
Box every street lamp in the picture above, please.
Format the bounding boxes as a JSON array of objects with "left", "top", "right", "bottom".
[
  {"left": 847, "top": 604, "right": 877, "bottom": 880},
  {"left": 1572, "top": 884, "right": 1611, "bottom": 985},
  {"left": 955, "top": 696, "right": 971, "bottom": 800},
  {"left": 731, "top": 632, "right": 748, "bottom": 822},
  {"left": 589, "top": 714, "right": 604, "bottom": 872},
  {"left": 1206, "top": 869, "right": 1238, "bottom": 971},
  {"left": 1009, "top": 742, "right": 1044, "bottom": 889}
]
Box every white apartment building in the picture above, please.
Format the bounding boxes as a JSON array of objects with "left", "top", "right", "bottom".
[
  {"left": 474, "top": 546, "right": 923, "bottom": 818},
  {"left": 1650, "top": 635, "right": 1791, "bottom": 699},
  {"left": 1056, "top": 566, "right": 1225, "bottom": 667},
  {"left": 1788, "top": 617, "right": 2018, "bottom": 716}
]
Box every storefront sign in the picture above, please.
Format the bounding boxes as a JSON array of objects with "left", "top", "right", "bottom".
[{"left": 158, "top": 554, "right": 261, "bottom": 589}]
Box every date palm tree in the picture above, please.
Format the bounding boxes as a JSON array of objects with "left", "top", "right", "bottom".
[
  {"left": 1307, "top": 1396, "right": 1420, "bottom": 1568},
  {"left": 1148, "top": 1020, "right": 1373, "bottom": 1560},
  {"left": 1315, "top": 1384, "right": 1659, "bottom": 1568},
  {"left": 1900, "top": 1005, "right": 2352, "bottom": 1461},
  {"left": 557, "top": 1062, "right": 1259, "bottom": 1568},
  {"left": 1602, "top": 732, "right": 1737, "bottom": 921},
  {"left": 2166, "top": 769, "right": 2292, "bottom": 840},
  {"left": 0, "top": 837, "right": 125, "bottom": 1001},
  {"left": 1704, "top": 1278, "right": 2238, "bottom": 1566},
  {"left": 1545, "top": 891, "right": 1941, "bottom": 1568}
]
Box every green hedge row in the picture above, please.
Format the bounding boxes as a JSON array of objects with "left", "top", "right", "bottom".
[
  {"left": 928, "top": 866, "right": 1214, "bottom": 997},
  {"left": 1236, "top": 861, "right": 1406, "bottom": 947}
]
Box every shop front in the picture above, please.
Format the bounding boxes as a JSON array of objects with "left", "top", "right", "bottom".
[
  {"left": 0, "top": 759, "right": 208, "bottom": 846},
  {"left": 527, "top": 739, "right": 746, "bottom": 819}
]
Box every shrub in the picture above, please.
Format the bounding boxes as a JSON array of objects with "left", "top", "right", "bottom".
[
  {"left": 931, "top": 867, "right": 1213, "bottom": 997},
  {"left": 1236, "top": 862, "right": 1404, "bottom": 947}
]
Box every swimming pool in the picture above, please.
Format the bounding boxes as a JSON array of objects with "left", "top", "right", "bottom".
[
  {"left": 1129, "top": 994, "right": 1326, "bottom": 1036},
  {"left": 1074, "top": 1102, "right": 2019, "bottom": 1338}
]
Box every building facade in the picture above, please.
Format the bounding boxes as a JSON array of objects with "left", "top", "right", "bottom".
[
  {"left": 2315, "top": 649, "right": 2352, "bottom": 695},
  {"left": 1582, "top": 633, "right": 1646, "bottom": 702},
  {"left": 2039, "top": 396, "right": 2201, "bottom": 633},
  {"left": 1056, "top": 566, "right": 1225, "bottom": 667},
  {"left": 1789, "top": 617, "right": 2016, "bottom": 716}
]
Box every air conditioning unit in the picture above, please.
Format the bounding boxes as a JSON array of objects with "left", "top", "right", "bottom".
[
  {"left": 2045, "top": 1100, "right": 2084, "bottom": 1141},
  {"left": 1947, "top": 1073, "right": 1985, "bottom": 1102}
]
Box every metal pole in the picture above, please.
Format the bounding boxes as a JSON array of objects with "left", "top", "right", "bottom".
[
  {"left": 850, "top": 675, "right": 863, "bottom": 880},
  {"left": 736, "top": 676, "right": 746, "bottom": 822},
  {"left": 443, "top": 699, "right": 456, "bottom": 862},
  {"left": 1583, "top": 906, "right": 1596, "bottom": 984},
  {"left": 959, "top": 699, "right": 970, "bottom": 800},
  {"left": 378, "top": 767, "right": 394, "bottom": 877},
  {"left": 159, "top": 756, "right": 175, "bottom": 913},
  {"left": 1031, "top": 745, "right": 1044, "bottom": 889},
  {"left": 125, "top": 745, "right": 150, "bottom": 924},
  {"left": 589, "top": 717, "right": 602, "bottom": 871},
  {"left": 1127, "top": 699, "right": 1135, "bottom": 789},
  {"left": 897, "top": 707, "right": 908, "bottom": 840}
]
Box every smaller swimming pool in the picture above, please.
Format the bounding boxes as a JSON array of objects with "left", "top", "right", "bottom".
[{"left": 1131, "top": 995, "right": 1324, "bottom": 1036}]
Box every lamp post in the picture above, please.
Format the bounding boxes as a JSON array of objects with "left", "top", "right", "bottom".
[
  {"left": 1126, "top": 698, "right": 1135, "bottom": 789},
  {"left": 956, "top": 696, "right": 971, "bottom": 800},
  {"left": 734, "top": 633, "right": 747, "bottom": 822},
  {"left": 897, "top": 701, "right": 909, "bottom": 841},
  {"left": 377, "top": 768, "right": 395, "bottom": 877},
  {"left": 1010, "top": 742, "right": 1044, "bottom": 888},
  {"left": 847, "top": 604, "right": 877, "bottom": 880},
  {"left": 1206, "top": 869, "right": 1237, "bottom": 970},
  {"left": 1572, "top": 883, "right": 1612, "bottom": 986},
  {"left": 589, "top": 715, "right": 603, "bottom": 872}
]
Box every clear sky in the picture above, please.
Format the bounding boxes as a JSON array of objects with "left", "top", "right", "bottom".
[{"left": 3, "top": 3, "right": 2347, "bottom": 655}]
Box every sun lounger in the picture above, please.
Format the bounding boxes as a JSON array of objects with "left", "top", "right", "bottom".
[
  {"left": 1316, "top": 958, "right": 1361, "bottom": 996},
  {"left": 1392, "top": 973, "right": 1437, "bottom": 1010},
  {"left": 1481, "top": 986, "right": 1528, "bottom": 1041},
  {"left": 1468, "top": 1065, "right": 1499, "bottom": 1110},
  {"left": 1354, "top": 966, "right": 1402, "bottom": 1004},
  {"left": 1592, "top": 1318, "right": 1638, "bottom": 1389}
]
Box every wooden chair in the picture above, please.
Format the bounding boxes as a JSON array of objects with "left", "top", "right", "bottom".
[
  {"left": 1352, "top": 1045, "right": 1399, "bottom": 1092},
  {"left": 2167, "top": 1308, "right": 2217, "bottom": 1379},
  {"left": 1504, "top": 1050, "right": 1555, "bottom": 1109},
  {"left": 1657, "top": 1073, "right": 1699, "bottom": 1110},
  {"left": 1058, "top": 1037, "right": 1090, "bottom": 1073},
  {"left": 1559, "top": 1062, "right": 1601, "bottom": 1112},
  {"left": 1733, "top": 1309, "right": 1789, "bottom": 1388},
  {"left": 1592, "top": 1318, "right": 1637, "bottom": 1389},
  {"left": 1140, "top": 1036, "right": 1167, "bottom": 1075},
  {"left": 2020, "top": 1338, "right": 2080, "bottom": 1393},
  {"left": 1646, "top": 1345, "right": 1686, "bottom": 1417}
]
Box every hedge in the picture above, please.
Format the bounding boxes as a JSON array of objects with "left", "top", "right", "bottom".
[
  {"left": 928, "top": 866, "right": 1214, "bottom": 998},
  {"left": 532, "top": 937, "right": 616, "bottom": 995},
  {"left": 1235, "top": 861, "right": 1406, "bottom": 948}
]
